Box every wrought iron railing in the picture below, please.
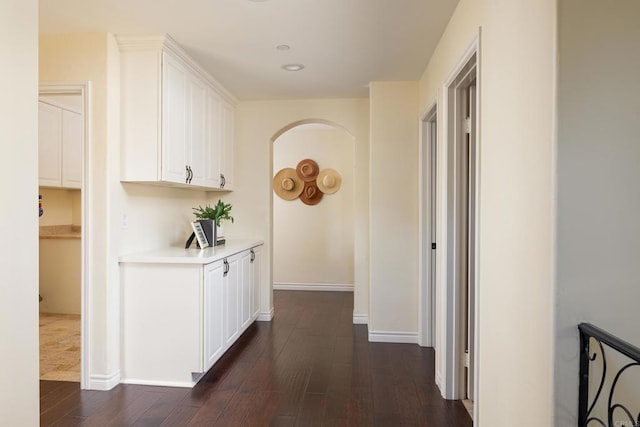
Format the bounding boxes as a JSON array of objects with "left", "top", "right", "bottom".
[{"left": 578, "top": 323, "right": 640, "bottom": 427}]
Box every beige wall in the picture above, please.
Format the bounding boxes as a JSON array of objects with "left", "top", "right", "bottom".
[
  {"left": 273, "top": 125, "right": 355, "bottom": 286},
  {"left": 369, "top": 81, "right": 419, "bottom": 336},
  {"left": 38, "top": 187, "right": 81, "bottom": 226},
  {"left": 556, "top": 1, "right": 640, "bottom": 424},
  {"left": 0, "top": 0, "right": 40, "bottom": 422},
  {"left": 230, "top": 99, "right": 369, "bottom": 318},
  {"left": 419, "top": 0, "right": 556, "bottom": 424},
  {"left": 39, "top": 239, "right": 81, "bottom": 314},
  {"left": 38, "top": 188, "right": 82, "bottom": 315}
]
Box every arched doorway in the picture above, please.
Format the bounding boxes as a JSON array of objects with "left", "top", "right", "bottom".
[{"left": 271, "top": 120, "right": 355, "bottom": 300}]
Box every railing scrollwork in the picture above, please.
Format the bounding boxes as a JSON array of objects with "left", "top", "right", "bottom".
[{"left": 578, "top": 323, "right": 640, "bottom": 427}]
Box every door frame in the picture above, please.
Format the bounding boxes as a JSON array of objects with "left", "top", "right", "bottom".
[
  {"left": 440, "top": 34, "right": 480, "bottom": 408},
  {"left": 39, "top": 82, "right": 92, "bottom": 389},
  {"left": 418, "top": 102, "right": 438, "bottom": 348}
]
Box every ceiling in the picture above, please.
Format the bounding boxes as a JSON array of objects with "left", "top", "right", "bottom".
[{"left": 39, "top": 0, "right": 459, "bottom": 100}]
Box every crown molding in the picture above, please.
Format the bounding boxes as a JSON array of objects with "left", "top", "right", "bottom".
[{"left": 115, "top": 34, "right": 238, "bottom": 105}]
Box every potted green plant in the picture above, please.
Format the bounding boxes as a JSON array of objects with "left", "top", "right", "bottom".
[{"left": 192, "top": 200, "right": 234, "bottom": 246}]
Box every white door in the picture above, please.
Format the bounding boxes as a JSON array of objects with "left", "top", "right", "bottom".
[
  {"left": 38, "top": 101, "right": 62, "bottom": 187},
  {"left": 204, "top": 260, "right": 225, "bottom": 370},
  {"left": 429, "top": 115, "right": 438, "bottom": 346},
  {"left": 162, "top": 53, "right": 189, "bottom": 184},
  {"left": 466, "top": 84, "right": 477, "bottom": 402}
]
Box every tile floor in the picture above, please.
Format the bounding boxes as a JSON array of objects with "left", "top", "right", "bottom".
[{"left": 39, "top": 313, "right": 80, "bottom": 382}]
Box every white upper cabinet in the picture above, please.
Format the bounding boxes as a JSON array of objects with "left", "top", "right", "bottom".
[
  {"left": 220, "top": 101, "right": 234, "bottom": 190},
  {"left": 61, "top": 110, "right": 82, "bottom": 189},
  {"left": 38, "top": 100, "right": 82, "bottom": 189},
  {"left": 118, "top": 35, "right": 236, "bottom": 191}
]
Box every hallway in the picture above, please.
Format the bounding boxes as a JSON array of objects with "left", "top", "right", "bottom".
[{"left": 40, "top": 291, "right": 472, "bottom": 425}]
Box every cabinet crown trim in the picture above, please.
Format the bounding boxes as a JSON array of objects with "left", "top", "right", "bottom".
[{"left": 116, "top": 33, "right": 237, "bottom": 106}]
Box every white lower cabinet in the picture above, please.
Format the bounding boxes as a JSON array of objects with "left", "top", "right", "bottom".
[
  {"left": 240, "top": 250, "right": 252, "bottom": 330},
  {"left": 120, "top": 244, "right": 263, "bottom": 387},
  {"left": 251, "top": 246, "right": 262, "bottom": 319},
  {"left": 223, "top": 253, "right": 241, "bottom": 346},
  {"left": 204, "top": 260, "right": 224, "bottom": 371}
]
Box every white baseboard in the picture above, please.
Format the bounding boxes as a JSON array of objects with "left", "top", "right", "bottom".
[
  {"left": 368, "top": 331, "right": 419, "bottom": 344},
  {"left": 120, "top": 378, "right": 194, "bottom": 388},
  {"left": 352, "top": 314, "right": 369, "bottom": 325},
  {"left": 273, "top": 282, "right": 353, "bottom": 292},
  {"left": 88, "top": 371, "right": 120, "bottom": 390},
  {"left": 257, "top": 307, "right": 274, "bottom": 321}
]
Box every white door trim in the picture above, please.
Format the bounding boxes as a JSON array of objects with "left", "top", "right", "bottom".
[
  {"left": 440, "top": 33, "right": 480, "bottom": 406},
  {"left": 39, "top": 82, "right": 92, "bottom": 390}
]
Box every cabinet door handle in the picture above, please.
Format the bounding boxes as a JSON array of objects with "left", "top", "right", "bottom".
[
  {"left": 188, "top": 166, "right": 194, "bottom": 183},
  {"left": 223, "top": 259, "right": 229, "bottom": 277},
  {"left": 250, "top": 249, "right": 255, "bottom": 263},
  {"left": 185, "top": 165, "right": 190, "bottom": 184},
  {"left": 220, "top": 174, "right": 225, "bottom": 189}
]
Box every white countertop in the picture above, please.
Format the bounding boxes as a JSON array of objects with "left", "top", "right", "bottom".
[{"left": 119, "top": 239, "right": 264, "bottom": 264}]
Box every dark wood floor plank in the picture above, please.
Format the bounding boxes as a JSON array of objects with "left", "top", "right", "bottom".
[
  {"left": 158, "top": 404, "right": 199, "bottom": 426},
  {"left": 40, "top": 290, "right": 473, "bottom": 426},
  {"left": 294, "top": 392, "right": 326, "bottom": 427}
]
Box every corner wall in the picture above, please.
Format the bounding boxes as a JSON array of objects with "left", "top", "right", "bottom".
[
  {"left": 0, "top": 0, "right": 40, "bottom": 422},
  {"left": 555, "top": 1, "right": 640, "bottom": 424},
  {"left": 368, "top": 81, "right": 420, "bottom": 340},
  {"left": 230, "top": 98, "right": 369, "bottom": 320},
  {"left": 419, "top": 0, "right": 556, "bottom": 424}
]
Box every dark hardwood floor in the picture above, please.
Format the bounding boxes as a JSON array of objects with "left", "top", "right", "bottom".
[{"left": 40, "top": 290, "right": 472, "bottom": 426}]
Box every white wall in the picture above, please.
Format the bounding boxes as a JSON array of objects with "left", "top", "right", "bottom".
[
  {"left": 369, "top": 81, "right": 420, "bottom": 339},
  {"left": 555, "top": 1, "right": 640, "bottom": 424},
  {"left": 230, "top": 99, "right": 369, "bottom": 320},
  {"left": 0, "top": 0, "right": 40, "bottom": 423},
  {"left": 419, "top": 0, "right": 556, "bottom": 424},
  {"left": 273, "top": 125, "right": 355, "bottom": 287}
]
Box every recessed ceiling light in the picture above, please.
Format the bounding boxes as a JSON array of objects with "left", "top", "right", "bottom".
[
  {"left": 276, "top": 44, "right": 290, "bottom": 51},
  {"left": 248, "top": 0, "right": 269, "bottom": 2},
  {"left": 281, "top": 64, "right": 304, "bottom": 71}
]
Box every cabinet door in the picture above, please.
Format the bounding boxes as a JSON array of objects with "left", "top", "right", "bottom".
[
  {"left": 162, "top": 53, "right": 189, "bottom": 184},
  {"left": 240, "top": 250, "right": 252, "bottom": 331},
  {"left": 220, "top": 102, "right": 234, "bottom": 190},
  {"left": 187, "top": 74, "right": 207, "bottom": 186},
  {"left": 251, "top": 246, "right": 262, "bottom": 319},
  {"left": 61, "top": 110, "right": 82, "bottom": 189},
  {"left": 223, "top": 254, "right": 241, "bottom": 346},
  {"left": 204, "top": 260, "right": 225, "bottom": 371},
  {"left": 204, "top": 90, "right": 222, "bottom": 188},
  {"left": 38, "top": 102, "right": 62, "bottom": 187}
]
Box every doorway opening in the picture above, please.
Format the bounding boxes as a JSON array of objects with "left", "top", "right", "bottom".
[
  {"left": 270, "top": 120, "right": 355, "bottom": 306},
  {"left": 442, "top": 45, "right": 479, "bottom": 418},
  {"left": 271, "top": 122, "right": 355, "bottom": 292},
  {"left": 38, "top": 83, "right": 91, "bottom": 389}
]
